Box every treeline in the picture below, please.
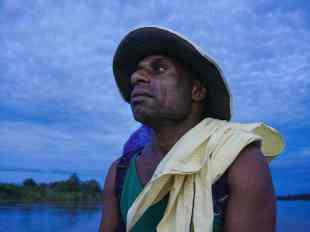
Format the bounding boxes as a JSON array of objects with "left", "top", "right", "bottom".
[
  {"left": 1, "top": 174, "right": 309, "bottom": 203},
  {"left": 277, "top": 194, "right": 310, "bottom": 201},
  {"left": 0, "top": 174, "right": 102, "bottom": 203}
]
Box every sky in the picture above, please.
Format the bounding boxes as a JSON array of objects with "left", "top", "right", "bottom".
[{"left": 0, "top": 0, "right": 309, "bottom": 195}]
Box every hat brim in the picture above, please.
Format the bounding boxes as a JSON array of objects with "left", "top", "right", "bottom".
[{"left": 113, "top": 26, "right": 232, "bottom": 121}]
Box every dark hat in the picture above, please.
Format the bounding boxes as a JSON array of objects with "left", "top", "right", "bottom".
[{"left": 113, "top": 26, "right": 232, "bottom": 121}]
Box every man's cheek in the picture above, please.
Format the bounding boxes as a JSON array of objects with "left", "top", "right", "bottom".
[{"left": 155, "top": 85, "right": 168, "bottom": 105}]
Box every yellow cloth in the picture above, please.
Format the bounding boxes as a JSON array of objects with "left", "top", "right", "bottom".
[{"left": 126, "top": 118, "right": 284, "bottom": 232}]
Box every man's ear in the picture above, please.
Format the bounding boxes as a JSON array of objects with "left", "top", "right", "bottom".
[{"left": 192, "top": 80, "right": 207, "bottom": 102}]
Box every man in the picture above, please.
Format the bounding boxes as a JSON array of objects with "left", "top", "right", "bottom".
[{"left": 100, "top": 27, "right": 284, "bottom": 232}]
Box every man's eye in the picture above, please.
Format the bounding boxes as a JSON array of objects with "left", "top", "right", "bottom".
[
  {"left": 153, "top": 64, "right": 167, "bottom": 73},
  {"left": 158, "top": 66, "right": 166, "bottom": 72}
]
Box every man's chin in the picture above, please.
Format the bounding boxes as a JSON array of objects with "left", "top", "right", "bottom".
[
  {"left": 131, "top": 105, "right": 150, "bottom": 122},
  {"left": 133, "top": 113, "right": 152, "bottom": 125},
  {"left": 132, "top": 108, "right": 158, "bottom": 125}
]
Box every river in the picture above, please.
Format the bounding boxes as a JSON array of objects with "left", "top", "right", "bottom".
[{"left": 0, "top": 201, "right": 309, "bottom": 231}]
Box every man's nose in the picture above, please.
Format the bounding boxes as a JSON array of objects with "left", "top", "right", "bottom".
[{"left": 131, "top": 69, "right": 151, "bottom": 85}]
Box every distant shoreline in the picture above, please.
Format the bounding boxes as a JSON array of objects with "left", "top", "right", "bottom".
[
  {"left": 0, "top": 174, "right": 102, "bottom": 203},
  {"left": 277, "top": 194, "right": 310, "bottom": 201},
  {"left": 1, "top": 175, "right": 309, "bottom": 203}
]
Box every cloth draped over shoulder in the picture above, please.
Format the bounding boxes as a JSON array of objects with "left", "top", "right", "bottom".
[{"left": 126, "top": 118, "right": 285, "bottom": 232}]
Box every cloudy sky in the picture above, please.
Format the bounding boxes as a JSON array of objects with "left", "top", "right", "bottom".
[{"left": 0, "top": 0, "right": 309, "bottom": 195}]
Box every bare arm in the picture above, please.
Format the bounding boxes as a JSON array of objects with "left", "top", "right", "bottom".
[
  {"left": 99, "top": 160, "right": 121, "bottom": 232},
  {"left": 224, "top": 143, "right": 276, "bottom": 232}
]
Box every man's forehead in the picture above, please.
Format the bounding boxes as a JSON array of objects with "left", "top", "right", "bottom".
[
  {"left": 138, "top": 54, "right": 177, "bottom": 65},
  {"left": 136, "top": 54, "right": 197, "bottom": 81}
]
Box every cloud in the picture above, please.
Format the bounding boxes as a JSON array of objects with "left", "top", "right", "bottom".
[
  {"left": 0, "top": 119, "right": 138, "bottom": 171},
  {"left": 1, "top": 0, "right": 309, "bottom": 125},
  {"left": 0, "top": 0, "right": 309, "bottom": 184}
]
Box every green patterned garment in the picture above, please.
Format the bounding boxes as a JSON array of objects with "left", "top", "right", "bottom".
[{"left": 120, "top": 153, "right": 225, "bottom": 232}]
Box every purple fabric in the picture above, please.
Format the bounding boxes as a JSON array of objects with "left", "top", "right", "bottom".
[
  {"left": 116, "top": 125, "right": 152, "bottom": 232},
  {"left": 123, "top": 125, "right": 152, "bottom": 154}
]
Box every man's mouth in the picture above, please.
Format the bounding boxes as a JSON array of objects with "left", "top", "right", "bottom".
[
  {"left": 131, "top": 89, "right": 153, "bottom": 102},
  {"left": 131, "top": 95, "right": 152, "bottom": 106}
]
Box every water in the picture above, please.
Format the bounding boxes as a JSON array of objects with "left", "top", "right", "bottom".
[
  {"left": 277, "top": 201, "right": 310, "bottom": 232},
  {"left": 0, "top": 203, "right": 102, "bottom": 232},
  {"left": 0, "top": 201, "right": 309, "bottom": 232}
]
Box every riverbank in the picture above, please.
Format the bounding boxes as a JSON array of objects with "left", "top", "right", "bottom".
[
  {"left": 1, "top": 174, "right": 309, "bottom": 203},
  {"left": 0, "top": 174, "right": 102, "bottom": 203},
  {"left": 277, "top": 194, "right": 310, "bottom": 201}
]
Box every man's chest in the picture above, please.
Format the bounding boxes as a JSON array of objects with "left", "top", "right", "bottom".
[{"left": 135, "top": 152, "right": 162, "bottom": 186}]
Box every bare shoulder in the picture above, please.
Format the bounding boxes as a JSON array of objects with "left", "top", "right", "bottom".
[
  {"left": 99, "top": 159, "right": 121, "bottom": 232},
  {"left": 224, "top": 142, "right": 276, "bottom": 232},
  {"left": 227, "top": 141, "right": 274, "bottom": 194},
  {"left": 103, "top": 159, "right": 119, "bottom": 197}
]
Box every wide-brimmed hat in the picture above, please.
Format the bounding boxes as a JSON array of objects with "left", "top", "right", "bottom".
[{"left": 113, "top": 26, "right": 232, "bottom": 121}]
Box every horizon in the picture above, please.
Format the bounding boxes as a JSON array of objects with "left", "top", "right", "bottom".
[{"left": 1, "top": 171, "right": 310, "bottom": 199}]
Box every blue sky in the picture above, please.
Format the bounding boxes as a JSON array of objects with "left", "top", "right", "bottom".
[{"left": 0, "top": 0, "right": 309, "bottom": 195}]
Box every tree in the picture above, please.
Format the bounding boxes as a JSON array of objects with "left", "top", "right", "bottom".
[
  {"left": 66, "top": 173, "right": 80, "bottom": 192},
  {"left": 23, "top": 178, "right": 37, "bottom": 187},
  {"left": 82, "top": 180, "right": 101, "bottom": 193}
]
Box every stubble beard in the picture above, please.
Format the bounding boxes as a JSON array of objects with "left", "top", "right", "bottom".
[
  {"left": 131, "top": 104, "right": 158, "bottom": 126},
  {"left": 132, "top": 104, "right": 191, "bottom": 129}
]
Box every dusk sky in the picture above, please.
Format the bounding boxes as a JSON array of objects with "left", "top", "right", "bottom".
[{"left": 1, "top": 0, "right": 309, "bottom": 195}]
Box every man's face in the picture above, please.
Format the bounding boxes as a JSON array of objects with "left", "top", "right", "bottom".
[{"left": 130, "top": 54, "right": 194, "bottom": 125}]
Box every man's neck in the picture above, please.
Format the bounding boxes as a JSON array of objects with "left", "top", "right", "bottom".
[{"left": 150, "top": 115, "right": 203, "bottom": 156}]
